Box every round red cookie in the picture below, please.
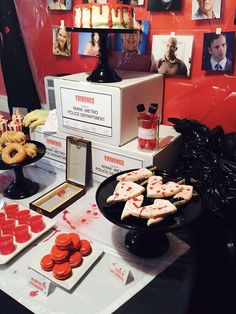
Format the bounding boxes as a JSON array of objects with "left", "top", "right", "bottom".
[
  {"left": 80, "top": 239, "right": 92, "bottom": 256},
  {"left": 50, "top": 245, "right": 70, "bottom": 263},
  {"left": 40, "top": 254, "right": 55, "bottom": 271},
  {"left": 69, "top": 233, "right": 81, "bottom": 251},
  {"left": 53, "top": 262, "right": 72, "bottom": 280},
  {"left": 69, "top": 251, "right": 83, "bottom": 268},
  {"left": 55, "top": 233, "right": 72, "bottom": 250}
]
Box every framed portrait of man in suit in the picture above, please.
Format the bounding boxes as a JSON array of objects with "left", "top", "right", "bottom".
[{"left": 201, "top": 32, "right": 235, "bottom": 72}]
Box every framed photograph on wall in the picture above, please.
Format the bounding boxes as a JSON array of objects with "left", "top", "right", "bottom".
[
  {"left": 52, "top": 25, "right": 71, "bottom": 57},
  {"left": 147, "top": 0, "right": 181, "bottom": 11},
  {"left": 116, "top": 0, "right": 144, "bottom": 6},
  {"left": 48, "top": 0, "right": 72, "bottom": 10},
  {"left": 192, "top": 0, "right": 222, "bottom": 20},
  {"left": 114, "top": 20, "right": 149, "bottom": 54},
  {"left": 78, "top": 32, "right": 101, "bottom": 56},
  {"left": 201, "top": 31, "right": 235, "bottom": 72},
  {"left": 150, "top": 35, "right": 193, "bottom": 77},
  {"left": 83, "top": 0, "right": 107, "bottom": 3}
]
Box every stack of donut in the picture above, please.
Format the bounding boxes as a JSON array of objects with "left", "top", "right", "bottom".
[{"left": 0, "top": 131, "right": 38, "bottom": 165}]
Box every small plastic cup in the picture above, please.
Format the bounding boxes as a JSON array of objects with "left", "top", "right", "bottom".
[
  {"left": 29, "top": 215, "right": 45, "bottom": 233},
  {"left": 4, "top": 203, "right": 19, "bottom": 219},
  {"left": 14, "top": 224, "right": 31, "bottom": 243},
  {"left": 17, "top": 209, "right": 31, "bottom": 225},
  {"left": 0, "top": 219, "right": 5, "bottom": 231},
  {"left": 0, "top": 212, "right": 5, "bottom": 222},
  {"left": 1, "top": 219, "right": 16, "bottom": 235},
  {"left": 0, "top": 235, "right": 15, "bottom": 255}
]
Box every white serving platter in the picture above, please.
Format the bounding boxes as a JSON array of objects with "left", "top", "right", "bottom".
[
  {"left": 28, "top": 233, "right": 104, "bottom": 291},
  {"left": 0, "top": 208, "right": 56, "bottom": 265}
]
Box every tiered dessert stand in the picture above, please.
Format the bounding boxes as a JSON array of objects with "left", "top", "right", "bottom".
[
  {"left": 66, "top": 27, "right": 136, "bottom": 83},
  {"left": 0, "top": 141, "right": 46, "bottom": 199},
  {"left": 96, "top": 169, "right": 203, "bottom": 258}
]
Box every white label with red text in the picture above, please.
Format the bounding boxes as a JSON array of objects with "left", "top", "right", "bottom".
[
  {"left": 92, "top": 146, "right": 143, "bottom": 178},
  {"left": 107, "top": 256, "right": 130, "bottom": 285},
  {"left": 60, "top": 87, "right": 112, "bottom": 136},
  {"left": 28, "top": 269, "right": 51, "bottom": 296}
]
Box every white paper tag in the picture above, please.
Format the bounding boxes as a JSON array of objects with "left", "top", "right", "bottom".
[
  {"left": 43, "top": 109, "right": 58, "bottom": 133},
  {"left": 107, "top": 256, "right": 130, "bottom": 285},
  {"left": 28, "top": 269, "right": 51, "bottom": 297}
]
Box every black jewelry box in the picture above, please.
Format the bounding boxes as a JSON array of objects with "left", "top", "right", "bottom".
[{"left": 30, "top": 137, "right": 91, "bottom": 218}]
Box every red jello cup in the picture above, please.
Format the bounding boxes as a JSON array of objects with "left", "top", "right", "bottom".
[
  {"left": 0, "top": 212, "right": 5, "bottom": 222},
  {"left": 0, "top": 219, "right": 5, "bottom": 231},
  {"left": 0, "top": 235, "right": 15, "bottom": 255},
  {"left": 29, "top": 215, "right": 45, "bottom": 233},
  {"left": 14, "top": 224, "right": 31, "bottom": 243},
  {"left": 4, "top": 203, "right": 19, "bottom": 219},
  {"left": 17, "top": 209, "right": 31, "bottom": 225},
  {"left": 1, "top": 219, "right": 16, "bottom": 235}
]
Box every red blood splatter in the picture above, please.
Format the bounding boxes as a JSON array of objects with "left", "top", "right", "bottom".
[
  {"left": 93, "top": 212, "right": 98, "bottom": 216},
  {"left": 62, "top": 210, "right": 69, "bottom": 221},
  {"left": 5, "top": 26, "right": 10, "bottom": 34},
  {"left": 92, "top": 203, "right": 97, "bottom": 208},
  {"left": 81, "top": 218, "right": 87, "bottom": 223},
  {"left": 29, "top": 290, "right": 38, "bottom": 297},
  {"left": 115, "top": 193, "right": 119, "bottom": 196},
  {"left": 86, "top": 210, "right": 92, "bottom": 215},
  {"left": 43, "top": 229, "right": 61, "bottom": 242},
  {"left": 66, "top": 220, "right": 76, "bottom": 229},
  {"left": 57, "top": 189, "right": 65, "bottom": 197}
]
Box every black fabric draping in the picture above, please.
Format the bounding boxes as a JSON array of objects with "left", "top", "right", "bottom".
[{"left": 0, "top": 0, "right": 40, "bottom": 114}]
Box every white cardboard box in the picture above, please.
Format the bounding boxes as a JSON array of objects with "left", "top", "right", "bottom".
[
  {"left": 30, "top": 125, "right": 181, "bottom": 181},
  {"left": 91, "top": 125, "right": 181, "bottom": 182},
  {"left": 54, "top": 70, "right": 164, "bottom": 147},
  {"left": 30, "top": 126, "right": 67, "bottom": 173}
]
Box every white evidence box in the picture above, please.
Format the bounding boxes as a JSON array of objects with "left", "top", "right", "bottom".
[
  {"left": 54, "top": 70, "right": 164, "bottom": 147},
  {"left": 30, "top": 125, "right": 181, "bottom": 182}
]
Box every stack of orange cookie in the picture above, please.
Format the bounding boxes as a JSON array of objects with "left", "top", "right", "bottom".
[{"left": 40, "top": 232, "right": 92, "bottom": 280}]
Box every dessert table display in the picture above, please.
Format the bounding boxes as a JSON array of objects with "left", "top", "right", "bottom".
[{"left": 0, "top": 165, "right": 195, "bottom": 314}]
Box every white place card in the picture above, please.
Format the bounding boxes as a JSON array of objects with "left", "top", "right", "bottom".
[
  {"left": 107, "top": 256, "right": 130, "bottom": 285},
  {"left": 28, "top": 269, "right": 51, "bottom": 297}
]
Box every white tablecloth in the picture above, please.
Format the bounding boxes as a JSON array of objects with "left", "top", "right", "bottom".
[{"left": 0, "top": 165, "right": 190, "bottom": 314}]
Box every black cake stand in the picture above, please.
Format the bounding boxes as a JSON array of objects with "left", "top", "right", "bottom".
[
  {"left": 0, "top": 141, "right": 46, "bottom": 199},
  {"left": 66, "top": 27, "right": 136, "bottom": 83},
  {"left": 96, "top": 169, "right": 203, "bottom": 258}
]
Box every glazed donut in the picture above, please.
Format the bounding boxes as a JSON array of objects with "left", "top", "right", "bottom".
[
  {"left": 1, "top": 131, "right": 26, "bottom": 144},
  {"left": 1, "top": 143, "right": 27, "bottom": 164},
  {"left": 0, "top": 138, "right": 6, "bottom": 155},
  {"left": 24, "top": 143, "right": 37, "bottom": 158}
]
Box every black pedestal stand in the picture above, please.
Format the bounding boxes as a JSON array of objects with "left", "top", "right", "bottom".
[
  {"left": 0, "top": 140, "right": 46, "bottom": 200},
  {"left": 125, "top": 230, "right": 169, "bottom": 258},
  {"left": 96, "top": 169, "right": 203, "bottom": 259},
  {"left": 87, "top": 32, "right": 121, "bottom": 83},
  {"left": 4, "top": 166, "right": 39, "bottom": 199},
  {"left": 66, "top": 28, "right": 136, "bottom": 83}
]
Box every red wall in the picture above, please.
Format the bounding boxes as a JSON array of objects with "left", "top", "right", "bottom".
[{"left": 0, "top": 0, "right": 235, "bottom": 133}]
